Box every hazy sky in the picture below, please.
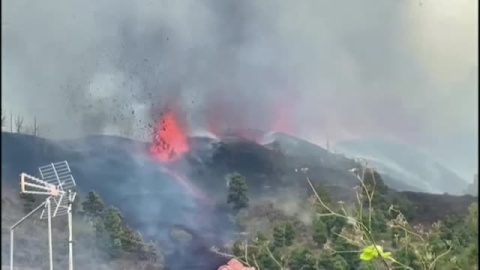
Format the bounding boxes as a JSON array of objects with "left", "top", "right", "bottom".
[{"left": 2, "top": 0, "right": 478, "bottom": 180}]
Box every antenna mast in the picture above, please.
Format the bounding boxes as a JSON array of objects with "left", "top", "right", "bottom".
[{"left": 10, "top": 161, "right": 77, "bottom": 270}]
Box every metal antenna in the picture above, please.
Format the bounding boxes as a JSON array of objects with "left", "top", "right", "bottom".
[{"left": 10, "top": 161, "right": 77, "bottom": 270}]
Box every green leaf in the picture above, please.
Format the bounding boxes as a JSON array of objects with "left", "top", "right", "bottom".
[
  {"left": 360, "top": 250, "right": 376, "bottom": 261},
  {"left": 383, "top": 252, "right": 392, "bottom": 260},
  {"left": 360, "top": 245, "right": 393, "bottom": 262}
]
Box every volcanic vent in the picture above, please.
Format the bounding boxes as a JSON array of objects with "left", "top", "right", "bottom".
[{"left": 150, "top": 111, "right": 190, "bottom": 163}]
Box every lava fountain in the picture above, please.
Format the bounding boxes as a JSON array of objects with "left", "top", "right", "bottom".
[
  {"left": 149, "top": 111, "right": 208, "bottom": 201},
  {"left": 150, "top": 111, "right": 190, "bottom": 163}
]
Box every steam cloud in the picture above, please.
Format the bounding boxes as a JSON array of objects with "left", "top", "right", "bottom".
[{"left": 2, "top": 1, "right": 477, "bottom": 176}]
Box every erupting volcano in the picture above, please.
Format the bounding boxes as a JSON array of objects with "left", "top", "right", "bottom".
[
  {"left": 149, "top": 111, "right": 209, "bottom": 201},
  {"left": 150, "top": 111, "right": 190, "bottom": 163}
]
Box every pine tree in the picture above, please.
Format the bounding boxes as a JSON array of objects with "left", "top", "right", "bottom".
[
  {"left": 284, "top": 222, "right": 295, "bottom": 246},
  {"left": 227, "top": 173, "right": 249, "bottom": 211},
  {"left": 312, "top": 218, "right": 328, "bottom": 246},
  {"left": 101, "top": 207, "right": 124, "bottom": 257},
  {"left": 82, "top": 191, "right": 106, "bottom": 217},
  {"left": 103, "top": 207, "right": 123, "bottom": 234},
  {"left": 273, "top": 225, "right": 285, "bottom": 249},
  {"left": 121, "top": 227, "right": 143, "bottom": 253}
]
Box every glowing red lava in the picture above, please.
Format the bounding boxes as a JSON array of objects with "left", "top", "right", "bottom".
[
  {"left": 150, "top": 112, "right": 190, "bottom": 163},
  {"left": 149, "top": 111, "right": 210, "bottom": 203}
]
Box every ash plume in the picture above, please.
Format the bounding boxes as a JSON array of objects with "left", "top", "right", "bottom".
[{"left": 2, "top": 0, "right": 477, "bottom": 178}]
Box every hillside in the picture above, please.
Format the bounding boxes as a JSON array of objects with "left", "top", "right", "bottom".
[
  {"left": 263, "top": 133, "right": 423, "bottom": 192},
  {"left": 227, "top": 169, "right": 478, "bottom": 270},
  {"left": 1, "top": 188, "right": 162, "bottom": 270},
  {"left": 334, "top": 138, "right": 469, "bottom": 195},
  {"left": 1, "top": 132, "right": 477, "bottom": 269}
]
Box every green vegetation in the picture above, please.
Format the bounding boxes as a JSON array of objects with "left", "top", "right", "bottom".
[
  {"left": 81, "top": 191, "right": 106, "bottom": 217},
  {"left": 312, "top": 217, "right": 328, "bottom": 246},
  {"left": 15, "top": 190, "right": 162, "bottom": 268},
  {"left": 273, "top": 225, "right": 285, "bottom": 249},
  {"left": 226, "top": 167, "right": 479, "bottom": 270},
  {"left": 284, "top": 223, "right": 295, "bottom": 246},
  {"left": 81, "top": 191, "right": 159, "bottom": 262},
  {"left": 11, "top": 167, "right": 477, "bottom": 270},
  {"left": 227, "top": 173, "right": 249, "bottom": 211}
]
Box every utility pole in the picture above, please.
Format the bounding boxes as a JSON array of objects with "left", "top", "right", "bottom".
[{"left": 68, "top": 190, "right": 74, "bottom": 270}]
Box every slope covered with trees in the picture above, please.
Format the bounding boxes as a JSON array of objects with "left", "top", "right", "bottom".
[
  {"left": 220, "top": 169, "right": 478, "bottom": 270},
  {"left": 1, "top": 189, "right": 162, "bottom": 270},
  {"left": 2, "top": 133, "right": 477, "bottom": 269}
]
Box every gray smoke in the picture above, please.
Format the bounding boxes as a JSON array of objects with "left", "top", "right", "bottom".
[{"left": 2, "top": 0, "right": 477, "bottom": 188}]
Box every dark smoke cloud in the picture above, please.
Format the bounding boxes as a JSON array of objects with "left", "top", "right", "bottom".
[{"left": 2, "top": 0, "right": 478, "bottom": 178}]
